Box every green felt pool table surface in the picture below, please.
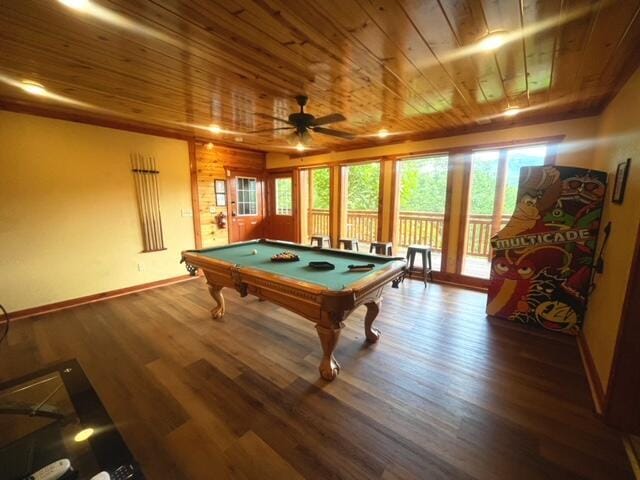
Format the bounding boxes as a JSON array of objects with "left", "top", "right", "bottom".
[{"left": 191, "top": 240, "right": 403, "bottom": 291}]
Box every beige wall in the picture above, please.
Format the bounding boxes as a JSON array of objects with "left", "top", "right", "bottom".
[
  {"left": 583, "top": 68, "right": 640, "bottom": 391},
  {"left": 268, "top": 116, "right": 599, "bottom": 271},
  {"left": 0, "top": 111, "right": 195, "bottom": 312}
]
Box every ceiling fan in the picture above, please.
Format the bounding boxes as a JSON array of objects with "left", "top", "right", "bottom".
[{"left": 250, "top": 95, "right": 355, "bottom": 146}]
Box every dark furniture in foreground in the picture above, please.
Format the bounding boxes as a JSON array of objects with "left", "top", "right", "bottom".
[
  {"left": 0, "top": 360, "right": 143, "bottom": 480},
  {"left": 182, "top": 239, "right": 405, "bottom": 380},
  {"left": 406, "top": 244, "right": 433, "bottom": 286}
]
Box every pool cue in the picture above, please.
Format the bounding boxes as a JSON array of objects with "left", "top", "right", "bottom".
[
  {"left": 149, "top": 156, "right": 165, "bottom": 249},
  {"left": 131, "top": 154, "right": 151, "bottom": 251},
  {"left": 142, "top": 154, "right": 159, "bottom": 250},
  {"left": 147, "top": 155, "right": 161, "bottom": 250}
]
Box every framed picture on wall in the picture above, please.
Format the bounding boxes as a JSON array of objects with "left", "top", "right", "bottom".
[
  {"left": 612, "top": 158, "right": 630, "bottom": 204},
  {"left": 215, "top": 179, "right": 227, "bottom": 206}
]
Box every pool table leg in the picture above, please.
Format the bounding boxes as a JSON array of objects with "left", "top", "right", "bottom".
[
  {"left": 207, "top": 284, "right": 226, "bottom": 320},
  {"left": 364, "top": 300, "right": 381, "bottom": 343},
  {"left": 315, "top": 323, "right": 343, "bottom": 381}
]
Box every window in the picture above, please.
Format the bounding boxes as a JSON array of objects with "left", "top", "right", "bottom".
[
  {"left": 237, "top": 177, "right": 258, "bottom": 216},
  {"left": 461, "top": 144, "right": 548, "bottom": 278},
  {"left": 299, "top": 167, "right": 331, "bottom": 244},
  {"left": 275, "top": 177, "right": 292, "bottom": 215},
  {"left": 395, "top": 155, "right": 449, "bottom": 270},
  {"left": 341, "top": 162, "right": 381, "bottom": 251}
]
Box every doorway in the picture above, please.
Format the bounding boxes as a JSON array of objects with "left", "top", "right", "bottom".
[
  {"left": 339, "top": 161, "right": 381, "bottom": 252},
  {"left": 227, "top": 170, "right": 265, "bottom": 242},
  {"left": 393, "top": 154, "right": 450, "bottom": 270},
  {"left": 299, "top": 167, "right": 331, "bottom": 245},
  {"left": 460, "top": 145, "right": 548, "bottom": 279},
  {"left": 266, "top": 172, "right": 296, "bottom": 242}
]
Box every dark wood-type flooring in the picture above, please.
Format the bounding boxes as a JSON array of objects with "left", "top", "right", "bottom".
[{"left": 0, "top": 278, "right": 632, "bottom": 479}]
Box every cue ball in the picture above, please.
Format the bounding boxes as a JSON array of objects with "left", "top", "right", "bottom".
[{"left": 252, "top": 249, "right": 258, "bottom": 255}]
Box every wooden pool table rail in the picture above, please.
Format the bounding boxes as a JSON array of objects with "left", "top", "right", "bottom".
[{"left": 181, "top": 239, "right": 407, "bottom": 380}]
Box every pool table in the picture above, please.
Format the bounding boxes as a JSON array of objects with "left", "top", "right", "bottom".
[{"left": 181, "top": 239, "right": 406, "bottom": 380}]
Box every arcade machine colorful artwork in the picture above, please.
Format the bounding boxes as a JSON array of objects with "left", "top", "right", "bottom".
[{"left": 486, "top": 166, "right": 607, "bottom": 334}]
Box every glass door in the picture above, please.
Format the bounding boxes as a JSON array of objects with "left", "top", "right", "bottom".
[
  {"left": 299, "top": 167, "right": 331, "bottom": 245},
  {"left": 461, "top": 145, "right": 548, "bottom": 278},
  {"left": 340, "top": 162, "right": 381, "bottom": 252},
  {"left": 394, "top": 155, "right": 449, "bottom": 270}
]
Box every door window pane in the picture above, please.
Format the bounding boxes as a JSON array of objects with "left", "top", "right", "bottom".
[
  {"left": 237, "top": 177, "right": 257, "bottom": 216},
  {"left": 396, "top": 155, "right": 449, "bottom": 270},
  {"left": 275, "top": 177, "right": 292, "bottom": 215}
]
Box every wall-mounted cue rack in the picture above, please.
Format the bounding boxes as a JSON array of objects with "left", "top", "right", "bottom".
[{"left": 131, "top": 153, "right": 165, "bottom": 252}]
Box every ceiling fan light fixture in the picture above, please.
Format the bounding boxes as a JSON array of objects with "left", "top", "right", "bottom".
[
  {"left": 478, "top": 32, "right": 508, "bottom": 52},
  {"left": 504, "top": 106, "right": 521, "bottom": 117},
  {"left": 286, "top": 131, "right": 299, "bottom": 146},
  {"left": 295, "top": 142, "right": 305, "bottom": 152},
  {"left": 300, "top": 129, "right": 312, "bottom": 145},
  {"left": 208, "top": 124, "right": 222, "bottom": 134},
  {"left": 377, "top": 128, "right": 389, "bottom": 139}
]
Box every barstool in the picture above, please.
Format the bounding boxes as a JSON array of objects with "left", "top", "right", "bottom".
[
  {"left": 369, "top": 241, "right": 393, "bottom": 256},
  {"left": 406, "top": 244, "right": 433, "bottom": 286},
  {"left": 310, "top": 235, "right": 332, "bottom": 248},
  {"left": 338, "top": 238, "right": 359, "bottom": 251}
]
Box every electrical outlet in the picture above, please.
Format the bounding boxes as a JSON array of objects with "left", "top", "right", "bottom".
[{"left": 137, "top": 263, "right": 144, "bottom": 272}]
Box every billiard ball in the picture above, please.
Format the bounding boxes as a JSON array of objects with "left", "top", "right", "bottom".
[{"left": 252, "top": 249, "right": 258, "bottom": 255}]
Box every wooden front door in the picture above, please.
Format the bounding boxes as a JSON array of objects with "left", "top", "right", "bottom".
[
  {"left": 266, "top": 172, "right": 296, "bottom": 242},
  {"left": 227, "top": 171, "right": 265, "bottom": 242}
]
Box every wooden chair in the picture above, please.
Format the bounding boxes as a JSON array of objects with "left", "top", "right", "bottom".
[
  {"left": 310, "top": 235, "right": 332, "bottom": 248},
  {"left": 406, "top": 245, "right": 433, "bottom": 286},
  {"left": 338, "top": 238, "right": 359, "bottom": 251},
  {"left": 369, "top": 241, "right": 393, "bottom": 256}
]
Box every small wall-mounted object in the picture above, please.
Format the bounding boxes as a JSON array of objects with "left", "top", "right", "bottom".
[
  {"left": 131, "top": 153, "right": 165, "bottom": 252},
  {"left": 612, "top": 158, "right": 631, "bottom": 204},
  {"left": 215, "top": 179, "right": 227, "bottom": 206},
  {"left": 216, "top": 211, "right": 227, "bottom": 229}
]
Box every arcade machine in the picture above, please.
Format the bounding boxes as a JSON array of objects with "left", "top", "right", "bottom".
[{"left": 486, "top": 166, "right": 607, "bottom": 334}]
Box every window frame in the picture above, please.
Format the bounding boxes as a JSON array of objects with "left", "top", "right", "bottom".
[
  {"left": 236, "top": 176, "right": 258, "bottom": 217},
  {"left": 274, "top": 176, "right": 293, "bottom": 216}
]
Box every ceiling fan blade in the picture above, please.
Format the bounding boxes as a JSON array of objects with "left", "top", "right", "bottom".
[
  {"left": 254, "top": 113, "right": 293, "bottom": 125},
  {"left": 312, "top": 126, "right": 356, "bottom": 140},
  {"left": 248, "top": 127, "right": 295, "bottom": 134},
  {"left": 312, "top": 113, "right": 346, "bottom": 126}
]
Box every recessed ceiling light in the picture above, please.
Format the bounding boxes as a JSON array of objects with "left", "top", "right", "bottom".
[
  {"left": 295, "top": 142, "right": 305, "bottom": 152},
  {"left": 74, "top": 428, "right": 94, "bottom": 442},
  {"left": 208, "top": 124, "right": 222, "bottom": 134},
  {"left": 504, "top": 107, "right": 521, "bottom": 117},
  {"left": 58, "top": 0, "right": 90, "bottom": 10},
  {"left": 377, "top": 128, "right": 389, "bottom": 139},
  {"left": 205, "top": 142, "right": 214, "bottom": 150},
  {"left": 20, "top": 80, "right": 47, "bottom": 96},
  {"left": 478, "top": 32, "right": 508, "bottom": 52}
]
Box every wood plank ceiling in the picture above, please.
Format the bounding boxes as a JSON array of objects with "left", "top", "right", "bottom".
[{"left": 1, "top": 0, "right": 639, "bottom": 153}]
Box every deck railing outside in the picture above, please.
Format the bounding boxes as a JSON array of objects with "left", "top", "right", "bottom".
[{"left": 308, "top": 209, "right": 509, "bottom": 257}]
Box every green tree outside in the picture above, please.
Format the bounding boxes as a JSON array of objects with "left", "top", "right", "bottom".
[{"left": 310, "top": 147, "right": 545, "bottom": 215}]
